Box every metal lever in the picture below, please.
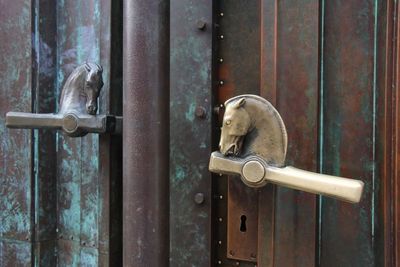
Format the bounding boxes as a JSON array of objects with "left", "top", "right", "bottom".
[
  {"left": 6, "top": 112, "right": 121, "bottom": 137},
  {"left": 209, "top": 95, "right": 364, "bottom": 203},
  {"left": 5, "top": 63, "right": 121, "bottom": 137},
  {"left": 209, "top": 152, "right": 363, "bottom": 203}
]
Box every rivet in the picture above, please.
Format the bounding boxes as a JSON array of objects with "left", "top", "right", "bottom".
[
  {"left": 70, "top": 236, "right": 74, "bottom": 240},
  {"left": 219, "top": 58, "right": 224, "bottom": 63},
  {"left": 229, "top": 250, "right": 235, "bottom": 256},
  {"left": 218, "top": 260, "right": 222, "bottom": 265},
  {"left": 196, "top": 20, "right": 207, "bottom": 31},
  {"left": 220, "top": 12, "right": 224, "bottom": 17},
  {"left": 236, "top": 262, "right": 240, "bottom": 266},
  {"left": 219, "top": 80, "right": 224, "bottom": 85},
  {"left": 220, "top": 35, "right": 224, "bottom": 40},
  {"left": 219, "top": 195, "right": 223, "bottom": 199},
  {"left": 195, "top": 106, "right": 207, "bottom": 119},
  {"left": 194, "top": 193, "right": 205, "bottom": 204},
  {"left": 218, "top": 240, "right": 222, "bottom": 245},
  {"left": 218, "top": 217, "right": 223, "bottom": 222}
]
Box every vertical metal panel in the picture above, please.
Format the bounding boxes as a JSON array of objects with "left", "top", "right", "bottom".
[
  {"left": 214, "top": 1, "right": 262, "bottom": 266},
  {"left": 321, "top": 1, "right": 376, "bottom": 266},
  {"left": 55, "top": 0, "right": 118, "bottom": 265},
  {"left": 375, "top": 1, "right": 393, "bottom": 266},
  {"left": 123, "top": 0, "right": 169, "bottom": 266},
  {"left": 169, "top": 0, "right": 213, "bottom": 266},
  {"left": 98, "top": 0, "right": 123, "bottom": 265},
  {"left": 56, "top": 1, "right": 99, "bottom": 263},
  {"left": 0, "top": 0, "right": 33, "bottom": 265},
  {"left": 272, "top": 1, "right": 320, "bottom": 266},
  {"left": 33, "top": 0, "right": 58, "bottom": 264}
]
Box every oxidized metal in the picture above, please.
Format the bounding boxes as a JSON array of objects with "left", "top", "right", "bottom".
[
  {"left": 209, "top": 95, "right": 364, "bottom": 203},
  {"left": 6, "top": 63, "right": 121, "bottom": 137}
]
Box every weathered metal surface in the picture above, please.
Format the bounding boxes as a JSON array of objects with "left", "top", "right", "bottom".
[
  {"left": 55, "top": 0, "right": 118, "bottom": 265},
  {"left": 169, "top": 0, "right": 213, "bottom": 266},
  {"left": 32, "top": 1, "right": 58, "bottom": 265},
  {"left": 269, "top": 1, "right": 320, "bottom": 266},
  {"left": 0, "top": 0, "right": 33, "bottom": 265},
  {"left": 98, "top": 0, "right": 123, "bottom": 265},
  {"left": 375, "top": 1, "right": 398, "bottom": 266},
  {"left": 214, "top": 1, "right": 261, "bottom": 266},
  {"left": 320, "top": 1, "right": 377, "bottom": 266},
  {"left": 123, "top": 0, "right": 169, "bottom": 266}
]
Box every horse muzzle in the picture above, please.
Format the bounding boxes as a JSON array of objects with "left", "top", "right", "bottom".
[
  {"left": 219, "top": 135, "right": 243, "bottom": 156},
  {"left": 86, "top": 103, "right": 98, "bottom": 115}
]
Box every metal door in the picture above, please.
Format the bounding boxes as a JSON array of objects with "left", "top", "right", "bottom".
[
  {"left": 1, "top": 0, "right": 400, "bottom": 267},
  {"left": 0, "top": 1, "right": 122, "bottom": 266},
  {"left": 169, "top": 1, "right": 398, "bottom": 267}
]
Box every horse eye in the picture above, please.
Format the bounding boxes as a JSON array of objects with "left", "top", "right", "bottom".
[{"left": 225, "top": 120, "right": 231, "bottom": 125}]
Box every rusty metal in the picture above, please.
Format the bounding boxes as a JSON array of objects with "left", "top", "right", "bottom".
[{"left": 123, "top": 0, "right": 169, "bottom": 266}]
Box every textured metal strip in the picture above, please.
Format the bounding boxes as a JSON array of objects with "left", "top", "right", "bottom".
[
  {"left": 170, "top": 0, "right": 213, "bottom": 266},
  {"left": 123, "top": 0, "right": 170, "bottom": 266}
]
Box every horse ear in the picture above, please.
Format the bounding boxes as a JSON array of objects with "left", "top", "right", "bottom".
[
  {"left": 234, "top": 98, "right": 246, "bottom": 109},
  {"left": 96, "top": 63, "right": 103, "bottom": 73},
  {"left": 84, "top": 62, "right": 91, "bottom": 72}
]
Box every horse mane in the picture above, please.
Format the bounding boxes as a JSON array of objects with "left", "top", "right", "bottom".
[{"left": 59, "top": 64, "right": 86, "bottom": 107}]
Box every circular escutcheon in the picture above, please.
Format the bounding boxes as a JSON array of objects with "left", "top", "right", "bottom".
[
  {"left": 62, "top": 114, "right": 79, "bottom": 133},
  {"left": 242, "top": 160, "right": 265, "bottom": 185}
]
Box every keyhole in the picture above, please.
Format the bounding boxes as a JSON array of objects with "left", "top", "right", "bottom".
[{"left": 240, "top": 215, "right": 247, "bottom": 232}]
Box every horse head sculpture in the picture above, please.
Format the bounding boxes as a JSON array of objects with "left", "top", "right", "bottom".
[
  {"left": 59, "top": 62, "right": 103, "bottom": 115},
  {"left": 219, "top": 95, "right": 287, "bottom": 167}
]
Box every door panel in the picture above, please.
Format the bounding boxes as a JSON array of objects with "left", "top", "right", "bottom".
[
  {"left": 170, "top": 1, "right": 213, "bottom": 266},
  {"left": 0, "top": 1, "right": 35, "bottom": 265},
  {"left": 0, "top": 1, "right": 122, "bottom": 266},
  {"left": 321, "top": 1, "right": 377, "bottom": 266}
]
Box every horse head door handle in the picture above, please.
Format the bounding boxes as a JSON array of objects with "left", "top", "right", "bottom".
[
  {"left": 209, "top": 95, "right": 364, "bottom": 203},
  {"left": 6, "top": 63, "right": 121, "bottom": 137}
]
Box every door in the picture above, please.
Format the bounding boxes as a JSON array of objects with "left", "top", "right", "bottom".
[
  {"left": 1, "top": 1, "right": 399, "bottom": 267},
  {"left": 0, "top": 1, "right": 122, "bottom": 266},
  {"left": 169, "top": 0, "right": 399, "bottom": 266}
]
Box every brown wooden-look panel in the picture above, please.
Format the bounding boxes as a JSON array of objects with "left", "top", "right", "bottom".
[
  {"left": 321, "top": 1, "right": 377, "bottom": 266},
  {"left": 376, "top": 1, "right": 395, "bottom": 266},
  {"left": 264, "top": 1, "right": 319, "bottom": 266}
]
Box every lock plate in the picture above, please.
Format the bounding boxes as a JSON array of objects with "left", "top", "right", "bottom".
[{"left": 227, "top": 177, "right": 258, "bottom": 262}]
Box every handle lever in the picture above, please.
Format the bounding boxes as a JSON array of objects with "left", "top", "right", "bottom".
[
  {"left": 6, "top": 112, "right": 121, "bottom": 137},
  {"left": 209, "top": 152, "right": 364, "bottom": 203}
]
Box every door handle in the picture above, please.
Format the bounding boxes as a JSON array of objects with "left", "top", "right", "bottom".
[
  {"left": 6, "top": 62, "right": 121, "bottom": 137},
  {"left": 209, "top": 95, "right": 364, "bottom": 203}
]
